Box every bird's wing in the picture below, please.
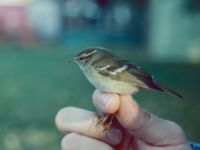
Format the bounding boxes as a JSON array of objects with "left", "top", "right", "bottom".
[
  {"left": 94, "top": 55, "right": 184, "bottom": 98},
  {"left": 94, "top": 57, "right": 163, "bottom": 91},
  {"left": 125, "top": 63, "right": 163, "bottom": 90}
]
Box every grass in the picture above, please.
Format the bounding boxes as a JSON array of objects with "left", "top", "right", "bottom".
[{"left": 0, "top": 42, "right": 199, "bottom": 149}]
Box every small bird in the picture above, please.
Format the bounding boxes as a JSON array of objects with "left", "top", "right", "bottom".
[{"left": 72, "top": 47, "right": 183, "bottom": 130}]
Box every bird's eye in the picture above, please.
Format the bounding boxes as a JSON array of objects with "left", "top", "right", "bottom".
[
  {"left": 79, "top": 57, "right": 84, "bottom": 61},
  {"left": 77, "top": 56, "right": 89, "bottom": 63}
]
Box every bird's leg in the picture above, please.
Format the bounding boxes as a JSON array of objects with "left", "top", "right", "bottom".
[
  {"left": 96, "top": 114, "right": 115, "bottom": 132},
  {"left": 103, "top": 114, "right": 114, "bottom": 132},
  {"left": 96, "top": 115, "right": 109, "bottom": 126}
]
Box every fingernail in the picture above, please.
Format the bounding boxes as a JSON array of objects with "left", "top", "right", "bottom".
[
  {"left": 102, "top": 95, "right": 112, "bottom": 110},
  {"left": 107, "top": 128, "right": 122, "bottom": 145}
]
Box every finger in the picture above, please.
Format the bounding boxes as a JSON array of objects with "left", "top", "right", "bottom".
[
  {"left": 93, "top": 91, "right": 188, "bottom": 146},
  {"left": 136, "top": 139, "right": 192, "bottom": 150},
  {"left": 62, "top": 133, "right": 114, "bottom": 150},
  {"left": 92, "top": 90, "right": 143, "bottom": 130},
  {"left": 118, "top": 95, "right": 188, "bottom": 146},
  {"left": 55, "top": 107, "right": 122, "bottom": 145},
  {"left": 92, "top": 89, "right": 120, "bottom": 114}
]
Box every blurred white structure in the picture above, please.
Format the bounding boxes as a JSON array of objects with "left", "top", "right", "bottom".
[
  {"left": 149, "top": 0, "right": 200, "bottom": 63},
  {"left": 0, "top": 0, "right": 30, "bottom": 6},
  {"left": 26, "top": 0, "right": 62, "bottom": 40}
]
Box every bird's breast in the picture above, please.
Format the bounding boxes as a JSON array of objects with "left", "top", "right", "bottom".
[{"left": 83, "top": 68, "right": 138, "bottom": 94}]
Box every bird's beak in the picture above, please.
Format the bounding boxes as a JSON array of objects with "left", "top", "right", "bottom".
[{"left": 68, "top": 58, "right": 76, "bottom": 63}]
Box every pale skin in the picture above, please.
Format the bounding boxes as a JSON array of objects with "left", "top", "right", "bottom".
[{"left": 55, "top": 90, "right": 192, "bottom": 150}]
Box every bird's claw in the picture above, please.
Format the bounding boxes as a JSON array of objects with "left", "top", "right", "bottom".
[{"left": 96, "top": 114, "right": 114, "bottom": 132}]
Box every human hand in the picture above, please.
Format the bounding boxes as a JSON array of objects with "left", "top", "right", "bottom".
[{"left": 55, "top": 89, "right": 192, "bottom": 150}]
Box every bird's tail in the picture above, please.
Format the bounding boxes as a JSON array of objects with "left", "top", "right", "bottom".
[
  {"left": 159, "top": 84, "right": 184, "bottom": 99},
  {"left": 148, "top": 82, "right": 184, "bottom": 99}
]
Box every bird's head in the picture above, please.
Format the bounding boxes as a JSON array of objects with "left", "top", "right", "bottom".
[{"left": 72, "top": 47, "right": 109, "bottom": 68}]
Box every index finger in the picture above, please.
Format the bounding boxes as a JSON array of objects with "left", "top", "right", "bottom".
[{"left": 55, "top": 107, "right": 122, "bottom": 146}]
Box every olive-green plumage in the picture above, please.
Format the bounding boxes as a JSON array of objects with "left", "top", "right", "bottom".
[{"left": 73, "top": 47, "right": 183, "bottom": 99}]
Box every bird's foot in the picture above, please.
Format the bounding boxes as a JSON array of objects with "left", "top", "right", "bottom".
[{"left": 96, "top": 114, "right": 115, "bottom": 132}]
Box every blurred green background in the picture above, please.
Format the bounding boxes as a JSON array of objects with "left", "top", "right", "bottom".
[{"left": 0, "top": 0, "right": 200, "bottom": 150}]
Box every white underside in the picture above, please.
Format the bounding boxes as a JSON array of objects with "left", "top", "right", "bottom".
[{"left": 83, "top": 67, "right": 139, "bottom": 94}]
